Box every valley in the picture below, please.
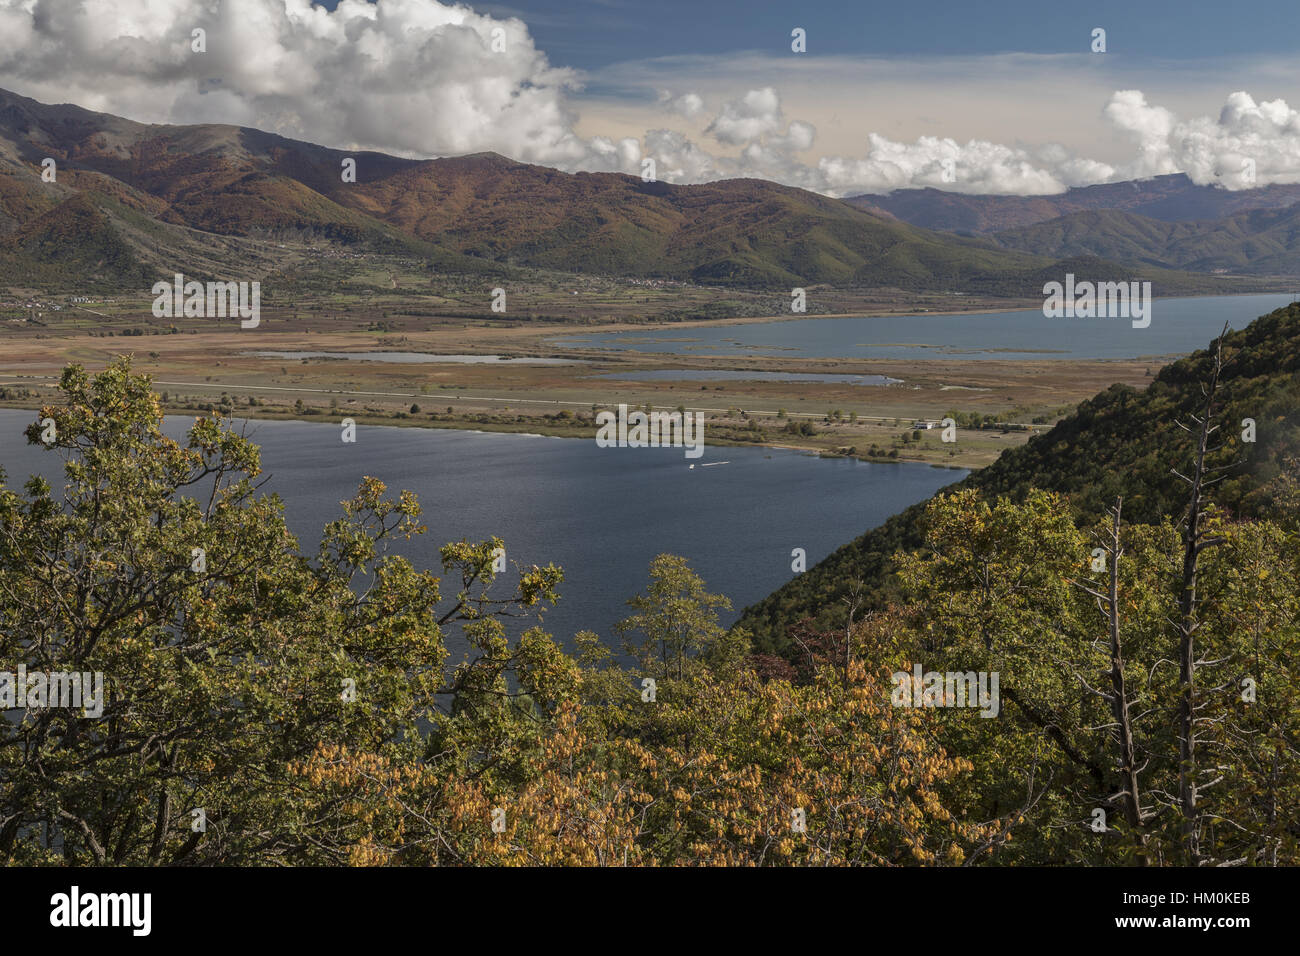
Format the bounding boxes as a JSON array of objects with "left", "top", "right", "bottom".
[
  {"left": 1, "top": 1, "right": 1299, "bottom": 879},
  {"left": 0, "top": 273, "right": 1201, "bottom": 470}
]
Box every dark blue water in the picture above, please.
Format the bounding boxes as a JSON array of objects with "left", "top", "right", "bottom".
[
  {"left": 550, "top": 294, "right": 1297, "bottom": 360},
  {"left": 0, "top": 411, "right": 964, "bottom": 660}
]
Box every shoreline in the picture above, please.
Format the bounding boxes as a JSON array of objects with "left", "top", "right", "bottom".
[
  {"left": 515, "top": 288, "right": 1297, "bottom": 339},
  {"left": 0, "top": 399, "right": 975, "bottom": 473},
  {"left": 4, "top": 291, "right": 1287, "bottom": 473}
]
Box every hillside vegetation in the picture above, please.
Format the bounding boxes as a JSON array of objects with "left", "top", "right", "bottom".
[
  {"left": 3, "top": 357, "right": 1296, "bottom": 865},
  {"left": 739, "top": 302, "right": 1300, "bottom": 651},
  {"left": 991, "top": 205, "right": 1300, "bottom": 276}
]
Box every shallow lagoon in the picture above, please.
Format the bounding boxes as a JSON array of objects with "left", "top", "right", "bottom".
[
  {"left": 247, "top": 351, "right": 586, "bottom": 365},
  {"left": 550, "top": 294, "right": 1298, "bottom": 361}
]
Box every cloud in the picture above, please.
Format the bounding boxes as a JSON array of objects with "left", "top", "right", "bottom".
[
  {"left": 1105, "top": 89, "right": 1300, "bottom": 189},
  {"left": 0, "top": 0, "right": 636, "bottom": 172},
  {"left": 647, "top": 88, "right": 1300, "bottom": 196},
  {"left": 1, "top": 1, "right": 1298, "bottom": 197},
  {"left": 815, "top": 135, "right": 1089, "bottom": 196},
  {"left": 642, "top": 88, "right": 821, "bottom": 189},
  {"left": 642, "top": 128, "right": 720, "bottom": 182},
  {"left": 640, "top": 89, "right": 1095, "bottom": 196},
  {"left": 658, "top": 91, "right": 704, "bottom": 119},
  {"left": 706, "top": 87, "right": 783, "bottom": 145}
]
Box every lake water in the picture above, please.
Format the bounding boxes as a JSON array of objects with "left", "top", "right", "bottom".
[
  {"left": 550, "top": 293, "right": 1298, "bottom": 360},
  {"left": 247, "top": 351, "right": 586, "bottom": 365},
  {"left": 0, "top": 410, "right": 964, "bottom": 660},
  {"left": 590, "top": 370, "right": 902, "bottom": 385}
]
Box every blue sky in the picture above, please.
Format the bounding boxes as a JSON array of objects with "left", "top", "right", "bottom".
[{"left": 357, "top": 0, "right": 1300, "bottom": 69}]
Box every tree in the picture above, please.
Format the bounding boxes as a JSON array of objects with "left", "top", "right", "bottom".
[
  {"left": 1069, "top": 498, "right": 1149, "bottom": 859},
  {"left": 1168, "top": 329, "right": 1231, "bottom": 864},
  {"left": 893, "top": 476, "right": 1300, "bottom": 865},
  {"left": 0, "top": 359, "right": 557, "bottom": 864},
  {"left": 615, "top": 554, "right": 743, "bottom": 682},
  {"left": 11, "top": 358, "right": 1290, "bottom": 867}
]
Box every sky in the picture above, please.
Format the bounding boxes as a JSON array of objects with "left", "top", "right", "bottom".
[
  {"left": 0, "top": 0, "right": 1298, "bottom": 196},
  {"left": 465, "top": 0, "right": 1300, "bottom": 68}
]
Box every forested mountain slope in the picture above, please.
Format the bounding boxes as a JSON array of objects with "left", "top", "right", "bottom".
[{"left": 739, "top": 302, "right": 1300, "bottom": 652}]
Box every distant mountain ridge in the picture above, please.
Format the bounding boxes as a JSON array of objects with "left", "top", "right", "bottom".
[
  {"left": 990, "top": 205, "right": 1300, "bottom": 277},
  {"left": 0, "top": 88, "right": 1261, "bottom": 295},
  {"left": 847, "top": 174, "right": 1300, "bottom": 236}
]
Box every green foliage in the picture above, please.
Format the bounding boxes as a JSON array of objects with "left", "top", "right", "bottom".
[
  {"left": 0, "top": 358, "right": 1005, "bottom": 867},
  {"left": 0, "top": 359, "right": 553, "bottom": 863},
  {"left": 616, "top": 554, "right": 746, "bottom": 682},
  {"left": 890, "top": 488, "right": 1300, "bottom": 864},
  {"left": 740, "top": 303, "right": 1300, "bottom": 654},
  {"left": 1, "top": 356, "right": 1296, "bottom": 866},
  {"left": 992, "top": 206, "right": 1300, "bottom": 276}
]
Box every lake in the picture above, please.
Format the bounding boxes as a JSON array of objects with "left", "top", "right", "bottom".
[
  {"left": 0, "top": 410, "right": 965, "bottom": 660},
  {"left": 589, "top": 370, "right": 901, "bottom": 385},
  {"left": 549, "top": 293, "right": 1298, "bottom": 360},
  {"left": 247, "top": 351, "right": 586, "bottom": 365}
]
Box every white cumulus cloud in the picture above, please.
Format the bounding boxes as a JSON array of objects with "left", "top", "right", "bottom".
[
  {"left": 1, "top": 1, "right": 1298, "bottom": 197},
  {"left": 816, "top": 134, "right": 1089, "bottom": 196},
  {"left": 0, "top": 0, "right": 636, "bottom": 172},
  {"left": 1105, "top": 89, "right": 1300, "bottom": 189},
  {"left": 658, "top": 90, "right": 704, "bottom": 119},
  {"left": 705, "top": 87, "right": 783, "bottom": 146}
]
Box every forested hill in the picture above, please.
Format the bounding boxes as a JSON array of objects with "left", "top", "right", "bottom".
[{"left": 738, "top": 302, "right": 1300, "bottom": 654}]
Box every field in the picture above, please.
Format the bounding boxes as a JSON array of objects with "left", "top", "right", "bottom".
[{"left": 0, "top": 259, "right": 1160, "bottom": 469}]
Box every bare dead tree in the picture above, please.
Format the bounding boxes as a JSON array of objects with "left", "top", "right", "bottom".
[
  {"left": 1169, "top": 325, "right": 1235, "bottom": 865},
  {"left": 1070, "top": 497, "right": 1149, "bottom": 861},
  {"left": 840, "top": 578, "right": 867, "bottom": 690}
]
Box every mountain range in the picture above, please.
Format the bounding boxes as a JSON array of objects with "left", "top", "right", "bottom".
[
  {"left": 989, "top": 205, "right": 1300, "bottom": 276},
  {"left": 0, "top": 88, "right": 1267, "bottom": 295},
  {"left": 850, "top": 175, "right": 1300, "bottom": 278},
  {"left": 848, "top": 174, "right": 1300, "bottom": 233}
]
